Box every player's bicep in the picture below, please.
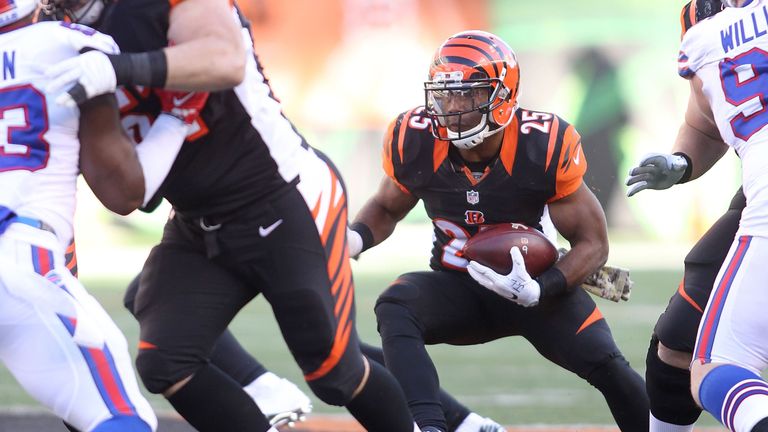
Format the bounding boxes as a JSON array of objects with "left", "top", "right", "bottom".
[
  {"left": 165, "top": 0, "right": 245, "bottom": 89},
  {"left": 372, "top": 176, "right": 419, "bottom": 221},
  {"left": 548, "top": 183, "right": 607, "bottom": 250},
  {"left": 78, "top": 94, "right": 144, "bottom": 215},
  {"left": 684, "top": 76, "right": 721, "bottom": 140}
]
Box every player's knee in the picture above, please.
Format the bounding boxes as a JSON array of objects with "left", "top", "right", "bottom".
[
  {"left": 646, "top": 336, "right": 702, "bottom": 424},
  {"left": 374, "top": 300, "right": 421, "bottom": 341},
  {"left": 305, "top": 370, "right": 362, "bottom": 406},
  {"left": 657, "top": 339, "right": 692, "bottom": 369},
  {"left": 135, "top": 348, "right": 187, "bottom": 394},
  {"left": 91, "top": 414, "right": 153, "bottom": 432}
]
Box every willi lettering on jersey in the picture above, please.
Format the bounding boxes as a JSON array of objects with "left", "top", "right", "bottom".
[{"left": 721, "top": 5, "right": 768, "bottom": 53}]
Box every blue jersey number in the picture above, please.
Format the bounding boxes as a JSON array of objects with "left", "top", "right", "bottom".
[
  {"left": 0, "top": 85, "right": 50, "bottom": 172},
  {"left": 720, "top": 48, "right": 768, "bottom": 140}
]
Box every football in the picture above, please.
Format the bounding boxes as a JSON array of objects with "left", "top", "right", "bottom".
[{"left": 461, "top": 223, "right": 558, "bottom": 276}]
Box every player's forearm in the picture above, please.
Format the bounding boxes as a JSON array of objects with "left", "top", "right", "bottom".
[
  {"left": 672, "top": 121, "right": 728, "bottom": 181},
  {"left": 556, "top": 239, "right": 608, "bottom": 288},
  {"left": 351, "top": 201, "right": 400, "bottom": 249}
]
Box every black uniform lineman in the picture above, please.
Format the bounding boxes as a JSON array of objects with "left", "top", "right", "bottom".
[{"left": 95, "top": 1, "right": 417, "bottom": 431}]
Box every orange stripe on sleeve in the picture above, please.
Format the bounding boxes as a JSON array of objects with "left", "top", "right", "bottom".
[
  {"left": 499, "top": 115, "right": 519, "bottom": 175},
  {"left": 397, "top": 111, "right": 414, "bottom": 164},
  {"left": 677, "top": 278, "right": 703, "bottom": 313},
  {"left": 547, "top": 124, "right": 587, "bottom": 203},
  {"left": 544, "top": 116, "right": 561, "bottom": 172},
  {"left": 433, "top": 140, "right": 449, "bottom": 172}
]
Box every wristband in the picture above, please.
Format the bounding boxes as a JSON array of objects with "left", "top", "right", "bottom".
[
  {"left": 108, "top": 50, "right": 168, "bottom": 88},
  {"left": 673, "top": 152, "right": 693, "bottom": 184},
  {"left": 350, "top": 222, "right": 374, "bottom": 253},
  {"left": 535, "top": 266, "right": 568, "bottom": 298}
]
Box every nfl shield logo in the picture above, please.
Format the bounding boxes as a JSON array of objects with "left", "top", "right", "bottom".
[{"left": 466, "top": 190, "right": 479, "bottom": 205}]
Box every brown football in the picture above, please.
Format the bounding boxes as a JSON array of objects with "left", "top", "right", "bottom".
[{"left": 461, "top": 223, "right": 558, "bottom": 276}]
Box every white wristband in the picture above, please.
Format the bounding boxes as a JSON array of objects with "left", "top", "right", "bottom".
[
  {"left": 347, "top": 227, "right": 363, "bottom": 259},
  {"left": 135, "top": 113, "right": 189, "bottom": 206}
]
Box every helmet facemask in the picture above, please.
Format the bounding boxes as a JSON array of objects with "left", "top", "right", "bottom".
[{"left": 425, "top": 70, "right": 513, "bottom": 150}]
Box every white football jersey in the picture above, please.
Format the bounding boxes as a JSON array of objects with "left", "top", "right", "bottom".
[
  {"left": 0, "top": 21, "right": 118, "bottom": 245},
  {"left": 679, "top": 0, "right": 768, "bottom": 236}
]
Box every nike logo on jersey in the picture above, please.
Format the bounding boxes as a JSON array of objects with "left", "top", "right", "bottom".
[
  {"left": 172, "top": 92, "right": 196, "bottom": 106},
  {"left": 573, "top": 148, "right": 581, "bottom": 165},
  {"left": 259, "top": 219, "right": 283, "bottom": 237}
]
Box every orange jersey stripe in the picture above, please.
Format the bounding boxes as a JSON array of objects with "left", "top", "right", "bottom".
[
  {"left": 544, "top": 116, "right": 561, "bottom": 172},
  {"left": 397, "top": 111, "right": 415, "bottom": 164},
  {"left": 576, "top": 307, "right": 604, "bottom": 335},
  {"left": 548, "top": 124, "right": 586, "bottom": 203},
  {"left": 499, "top": 116, "right": 519, "bottom": 175},
  {"left": 433, "top": 140, "right": 449, "bottom": 172}
]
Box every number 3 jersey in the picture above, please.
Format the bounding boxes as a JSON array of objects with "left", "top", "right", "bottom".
[
  {"left": 383, "top": 106, "right": 586, "bottom": 272},
  {"left": 0, "top": 22, "right": 119, "bottom": 246},
  {"left": 679, "top": 0, "right": 768, "bottom": 237}
]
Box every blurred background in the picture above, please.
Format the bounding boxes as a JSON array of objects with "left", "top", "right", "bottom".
[{"left": 1, "top": 0, "right": 742, "bottom": 428}]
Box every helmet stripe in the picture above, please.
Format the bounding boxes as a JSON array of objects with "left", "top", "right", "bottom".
[
  {"left": 443, "top": 43, "right": 499, "bottom": 77},
  {"left": 451, "top": 33, "right": 508, "bottom": 61}
]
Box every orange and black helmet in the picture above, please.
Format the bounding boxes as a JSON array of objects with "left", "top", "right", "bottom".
[{"left": 424, "top": 30, "right": 520, "bottom": 150}]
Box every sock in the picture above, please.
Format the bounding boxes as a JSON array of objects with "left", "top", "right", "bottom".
[
  {"left": 699, "top": 364, "right": 768, "bottom": 432},
  {"left": 646, "top": 338, "right": 701, "bottom": 427},
  {"left": 587, "top": 355, "right": 649, "bottom": 432},
  {"left": 359, "top": 341, "right": 469, "bottom": 431},
  {"left": 455, "top": 412, "right": 485, "bottom": 432},
  {"left": 166, "top": 364, "right": 271, "bottom": 431},
  {"left": 649, "top": 412, "right": 694, "bottom": 432},
  {"left": 345, "top": 359, "right": 414, "bottom": 432}
]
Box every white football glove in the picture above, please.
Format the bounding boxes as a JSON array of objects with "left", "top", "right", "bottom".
[
  {"left": 625, "top": 152, "right": 688, "bottom": 197},
  {"left": 467, "top": 246, "right": 540, "bottom": 307},
  {"left": 45, "top": 50, "right": 117, "bottom": 108}
]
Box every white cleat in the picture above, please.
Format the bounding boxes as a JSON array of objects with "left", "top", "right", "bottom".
[{"left": 244, "top": 372, "right": 313, "bottom": 428}]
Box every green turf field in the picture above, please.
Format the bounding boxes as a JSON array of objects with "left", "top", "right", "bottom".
[{"left": 0, "top": 267, "right": 722, "bottom": 427}]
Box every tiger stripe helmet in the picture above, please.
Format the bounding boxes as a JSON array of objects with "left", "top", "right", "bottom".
[
  {"left": 425, "top": 30, "right": 520, "bottom": 150},
  {"left": 680, "top": 0, "right": 724, "bottom": 39}
]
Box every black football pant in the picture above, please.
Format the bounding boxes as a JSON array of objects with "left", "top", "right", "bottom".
[
  {"left": 648, "top": 187, "right": 745, "bottom": 425},
  {"left": 131, "top": 183, "right": 413, "bottom": 431},
  {"left": 376, "top": 270, "right": 648, "bottom": 431}
]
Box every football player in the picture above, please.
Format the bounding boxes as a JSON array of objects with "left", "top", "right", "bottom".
[
  {"left": 624, "top": 2, "right": 751, "bottom": 432},
  {"left": 345, "top": 30, "right": 648, "bottom": 432},
  {"left": 0, "top": 1, "right": 206, "bottom": 431},
  {"left": 628, "top": 0, "right": 768, "bottom": 430},
  {"left": 45, "top": 1, "right": 421, "bottom": 431}
]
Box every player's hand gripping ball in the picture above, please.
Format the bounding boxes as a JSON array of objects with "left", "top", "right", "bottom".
[{"left": 461, "top": 223, "right": 558, "bottom": 277}]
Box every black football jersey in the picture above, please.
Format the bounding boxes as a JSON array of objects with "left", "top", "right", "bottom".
[
  {"left": 99, "top": 0, "right": 308, "bottom": 218},
  {"left": 382, "top": 107, "right": 586, "bottom": 272}
]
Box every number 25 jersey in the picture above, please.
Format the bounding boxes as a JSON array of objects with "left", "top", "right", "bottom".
[
  {"left": 382, "top": 106, "right": 586, "bottom": 272},
  {"left": 679, "top": 0, "right": 768, "bottom": 236}
]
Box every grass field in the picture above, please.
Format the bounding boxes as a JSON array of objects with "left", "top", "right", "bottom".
[{"left": 0, "top": 254, "right": 724, "bottom": 428}]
